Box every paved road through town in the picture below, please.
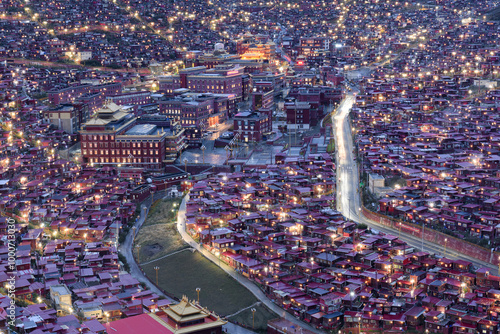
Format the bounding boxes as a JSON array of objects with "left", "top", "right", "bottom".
[{"left": 333, "top": 92, "right": 497, "bottom": 271}]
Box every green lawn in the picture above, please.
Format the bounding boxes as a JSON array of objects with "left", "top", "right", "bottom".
[
  {"left": 146, "top": 198, "right": 182, "bottom": 226},
  {"left": 323, "top": 115, "right": 333, "bottom": 126},
  {"left": 141, "top": 251, "right": 276, "bottom": 332},
  {"left": 327, "top": 138, "right": 335, "bottom": 153},
  {"left": 134, "top": 198, "right": 185, "bottom": 263},
  {"left": 134, "top": 222, "right": 187, "bottom": 263},
  {"left": 231, "top": 307, "right": 278, "bottom": 333}
]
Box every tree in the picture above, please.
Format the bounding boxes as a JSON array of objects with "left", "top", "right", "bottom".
[{"left": 81, "top": 59, "right": 102, "bottom": 67}]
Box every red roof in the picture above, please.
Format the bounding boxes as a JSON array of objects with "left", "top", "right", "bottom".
[{"left": 104, "top": 314, "right": 173, "bottom": 334}]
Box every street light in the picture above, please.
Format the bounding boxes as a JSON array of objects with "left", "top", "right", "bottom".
[
  {"left": 421, "top": 221, "right": 425, "bottom": 252},
  {"left": 444, "top": 238, "right": 447, "bottom": 258},
  {"left": 183, "top": 158, "right": 188, "bottom": 173},
  {"left": 251, "top": 308, "right": 256, "bottom": 329},
  {"left": 200, "top": 144, "right": 206, "bottom": 164},
  {"left": 135, "top": 244, "right": 141, "bottom": 263},
  {"left": 215, "top": 250, "right": 221, "bottom": 266},
  {"left": 132, "top": 226, "right": 136, "bottom": 242},
  {"left": 196, "top": 287, "right": 201, "bottom": 304},
  {"left": 154, "top": 266, "right": 160, "bottom": 285}
]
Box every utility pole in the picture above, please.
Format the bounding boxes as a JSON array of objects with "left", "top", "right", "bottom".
[
  {"left": 444, "top": 238, "right": 447, "bottom": 258},
  {"left": 115, "top": 208, "right": 120, "bottom": 249},
  {"left": 421, "top": 222, "right": 424, "bottom": 252},
  {"left": 200, "top": 144, "right": 206, "bottom": 164},
  {"left": 288, "top": 121, "right": 291, "bottom": 148},
  {"left": 294, "top": 100, "right": 297, "bottom": 145},
  {"left": 154, "top": 266, "right": 160, "bottom": 285},
  {"left": 196, "top": 287, "right": 201, "bottom": 304}
]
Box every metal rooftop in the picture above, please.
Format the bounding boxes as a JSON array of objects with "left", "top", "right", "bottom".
[{"left": 125, "top": 124, "right": 157, "bottom": 136}]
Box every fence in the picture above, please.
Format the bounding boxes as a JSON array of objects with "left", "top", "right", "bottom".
[{"left": 361, "top": 206, "right": 500, "bottom": 267}]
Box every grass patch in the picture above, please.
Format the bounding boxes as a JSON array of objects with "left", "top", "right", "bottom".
[
  {"left": 230, "top": 307, "right": 276, "bottom": 332},
  {"left": 134, "top": 198, "right": 184, "bottom": 263},
  {"left": 135, "top": 223, "right": 187, "bottom": 263},
  {"left": 146, "top": 198, "right": 182, "bottom": 226},
  {"left": 141, "top": 251, "right": 276, "bottom": 331},
  {"left": 327, "top": 138, "right": 335, "bottom": 153}
]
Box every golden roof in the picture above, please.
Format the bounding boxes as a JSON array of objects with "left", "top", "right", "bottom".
[
  {"left": 153, "top": 296, "right": 227, "bottom": 333},
  {"left": 85, "top": 110, "right": 129, "bottom": 125},
  {"left": 170, "top": 296, "right": 202, "bottom": 314},
  {"left": 149, "top": 313, "right": 226, "bottom": 334},
  {"left": 99, "top": 102, "right": 122, "bottom": 113}
]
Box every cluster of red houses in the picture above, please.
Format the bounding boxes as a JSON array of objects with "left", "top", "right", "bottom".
[
  {"left": 349, "top": 12, "right": 500, "bottom": 247},
  {"left": 184, "top": 158, "right": 500, "bottom": 333}
]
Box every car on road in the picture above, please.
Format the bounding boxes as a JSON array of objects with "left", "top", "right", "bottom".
[{"left": 221, "top": 131, "right": 234, "bottom": 139}]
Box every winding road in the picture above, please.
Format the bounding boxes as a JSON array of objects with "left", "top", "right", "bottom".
[
  {"left": 119, "top": 203, "right": 176, "bottom": 301},
  {"left": 333, "top": 91, "right": 497, "bottom": 271}
]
